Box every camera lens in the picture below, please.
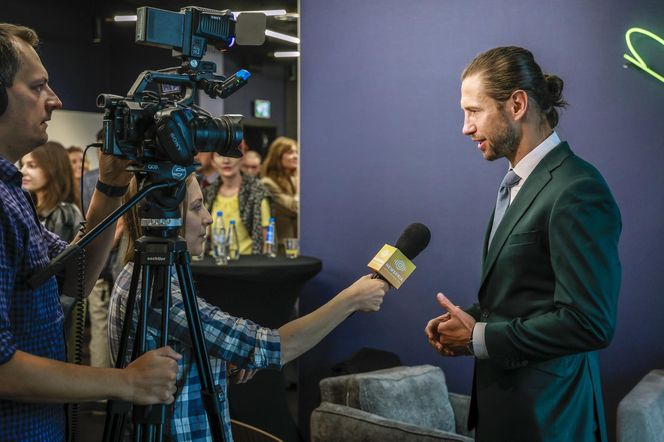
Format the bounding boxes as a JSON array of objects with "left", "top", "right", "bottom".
[{"left": 195, "top": 114, "right": 243, "bottom": 158}]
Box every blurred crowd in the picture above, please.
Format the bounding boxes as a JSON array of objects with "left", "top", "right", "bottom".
[{"left": 196, "top": 136, "right": 300, "bottom": 255}]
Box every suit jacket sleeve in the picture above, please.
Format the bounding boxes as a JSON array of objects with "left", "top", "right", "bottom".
[
  {"left": 465, "top": 303, "right": 482, "bottom": 321},
  {"left": 484, "top": 176, "right": 621, "bottom": 367}
]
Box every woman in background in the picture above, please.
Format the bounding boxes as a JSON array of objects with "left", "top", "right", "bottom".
[
  {"left": 203, "top": 154, "right": 271, "bottom": 255},
  {"left": 261, "top": 137, "right": 299, "bottom": 244},
  {"left": 21, "top": 141, "right": 83, "bottom": 242},
  {"left": 67, "top": 145, "right": 87, "bottom": 184}
]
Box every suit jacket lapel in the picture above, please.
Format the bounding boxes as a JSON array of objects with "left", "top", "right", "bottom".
[
  {"left": 480, "top": 142, "right": 571, "bottom": 285},
  {"left": 482, "top": 212, "right": 493, "bottom": 263}
]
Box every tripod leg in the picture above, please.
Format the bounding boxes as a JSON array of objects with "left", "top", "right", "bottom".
[
  {"left": 174, "top": 252, "right": 227, "bottom": 442},
  {"left": 154, "top": 263, "right": 173, "bottom": 440},
  {"left": 130, "top": 263, "right": 153, "bottom": 440},
  {"left": 103, "top": 258, "right": 144, "bottom": 442},
  {"left": 130, "top": 262, "right": 176, "bottom": 441}
]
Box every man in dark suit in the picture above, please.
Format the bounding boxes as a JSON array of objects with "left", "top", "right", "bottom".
[{"left": 425, "top": 47, "right": 621, "bottom": 442}]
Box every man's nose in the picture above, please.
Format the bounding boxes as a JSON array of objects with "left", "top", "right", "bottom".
[
  {"left": 462, "top": 119, "right": 475, "bottom": 136},
  {"left": 46, "top": 86, "right": 62, "bottom": 111}
]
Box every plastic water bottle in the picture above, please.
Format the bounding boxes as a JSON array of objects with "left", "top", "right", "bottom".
[
  {"left": 264, "top": 217, "right": 277, "bottom": 258},
  {"left": 212, "top": 211, "right": 227, "bottom": 265},
  {"left": 227, "top": 219, "right": 240, "bottom": 261}
]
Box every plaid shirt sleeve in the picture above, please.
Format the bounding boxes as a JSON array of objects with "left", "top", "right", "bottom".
[
  {"left": 0, "top": 207, "right": 19, "bottom": 364},
  {"left": 153, "top": 273, "right": 282, "bottom": 370},
  {"left": 43, "top": 226, "right": 69, "bottom": 258},
  {"left": 111, "top": 264, "right": 282, "bottom": 370},
  {"left": 41, "top": 221, "right": 72, "bottom": 296}
]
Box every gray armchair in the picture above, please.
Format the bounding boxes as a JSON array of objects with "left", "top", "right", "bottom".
[
  {"left": 310, "top": 365, "right": 474, "bottom": 442},
  {"left": 617, "top": 369, "right": 664, "bottom": 442}
]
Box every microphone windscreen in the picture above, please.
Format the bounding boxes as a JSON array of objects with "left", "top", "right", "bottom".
[
  {"left": 394, "top": 223, "right": 431, "bottom": 260},
  {"left": 235, "top": 13, "right": 266, "bottom": 45}
]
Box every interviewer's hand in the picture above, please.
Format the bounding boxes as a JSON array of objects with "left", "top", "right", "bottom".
[
  {"left": 124, "top": 346, "right": 181, "bottom": 405},
  {"left": 345, "top": 275, "right": 390, "bottom": 312}
]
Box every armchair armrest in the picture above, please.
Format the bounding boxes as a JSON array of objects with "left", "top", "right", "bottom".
[
  {"left": 449, "top": 393, "right": 474, "bottom": 439},
  {"left": 617, "top": 369, "right": 664, "bottom": 442},
  {"left": 311, "top": 402, "right": 474, "bottom": 442}
]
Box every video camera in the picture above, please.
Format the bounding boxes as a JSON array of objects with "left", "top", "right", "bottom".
[
  {"left": 97, "top": 6, "right": 266, "bottom": 168},
  {"left": 28, "top": 5, "right": 269, "bottom": 300}
]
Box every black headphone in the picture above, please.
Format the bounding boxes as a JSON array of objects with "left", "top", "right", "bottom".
[{"left": 0, "top": 79, "right": 7, "bottom": 117}]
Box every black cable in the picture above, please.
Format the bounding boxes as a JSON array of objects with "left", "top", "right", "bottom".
[
  {"left": 68, "top": 243, "right": 86, "bottom": 442},
  {"left": 80, "top": 142, "right": 102, "bottom": 221}
]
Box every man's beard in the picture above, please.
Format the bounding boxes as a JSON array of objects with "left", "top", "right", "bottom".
[{"left": 486, "top": 114, "right": 520, "bottom": 161}]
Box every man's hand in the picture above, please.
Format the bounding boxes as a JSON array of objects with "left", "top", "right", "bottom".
[
  {"left": 425, "top": 311, "right": 451, "bottom": 353},
  {"left": 436, "top": 293, "right": 476, "bottom": 355},
  {"left": 124, "top": 346, "right": 182, "bottom": 405},
  {"left": 425, "top": 293, "right": 476, "bottom": 357},
  {"left": 98, "top": 152, "right": 132, "bottom": 187}
]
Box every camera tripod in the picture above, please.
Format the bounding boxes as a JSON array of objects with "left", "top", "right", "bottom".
[
  {"left": 28, "top": 172, "right": 228, "bottom": 442},
  {"left": 99, "top": 178, "right": 227, "bottom": 442},
  {"left": 102, "top": 236, "right": 226, "bottom": 442}
]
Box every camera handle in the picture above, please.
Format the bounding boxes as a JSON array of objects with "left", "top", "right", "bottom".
[{"left": 102, "top": 236, "right": 226, "bottom": 442}]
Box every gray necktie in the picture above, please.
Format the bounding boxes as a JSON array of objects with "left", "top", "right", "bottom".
[{"left": 489, "top": 169, "right": 521, "bottom": 247}]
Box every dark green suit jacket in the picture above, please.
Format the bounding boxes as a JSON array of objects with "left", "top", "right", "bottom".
[{"left": 467, "top": 142, "right": 621, "bottom": 442}]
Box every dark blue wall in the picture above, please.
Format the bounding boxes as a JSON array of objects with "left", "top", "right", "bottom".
[{"left": 298, "top": 0, "right": 664, "bottom": 440}]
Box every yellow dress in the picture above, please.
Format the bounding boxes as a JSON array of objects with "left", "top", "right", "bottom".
[{"left": 211, "top": 194, "right": 271, "bottom": 255}]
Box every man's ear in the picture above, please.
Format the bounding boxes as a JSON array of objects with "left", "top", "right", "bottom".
[{"left": 509, "top": 89, "right": 529, "bottom": 122}]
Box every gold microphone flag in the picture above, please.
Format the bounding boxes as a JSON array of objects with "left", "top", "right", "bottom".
[{"left": 367, "top": 244, "right": 416, "bottom": 289}]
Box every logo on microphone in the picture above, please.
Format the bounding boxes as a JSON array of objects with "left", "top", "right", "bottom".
[{"left": 394, "top": 259, "right": 407, "bottom": 272}]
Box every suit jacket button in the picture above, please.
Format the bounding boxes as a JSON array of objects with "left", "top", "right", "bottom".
[{"left": 481, "top": 310, "right": 490, "bottom": 319}]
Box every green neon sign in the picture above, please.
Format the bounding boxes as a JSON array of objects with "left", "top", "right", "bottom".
[{"left": 624, "top": 27, "right": 664, "bottom": 84}]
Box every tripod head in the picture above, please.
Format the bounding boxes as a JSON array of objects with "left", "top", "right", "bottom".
[{"left": 129, "top": 162, "right": 198, "bottom": 240}]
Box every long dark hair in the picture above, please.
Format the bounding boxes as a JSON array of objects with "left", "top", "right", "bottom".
[
  {"left": 462, "top": 46, "right": 568, "bottom": 129},
  {"left": 26, "top": 141, "right": 80, "bottom": 214}
]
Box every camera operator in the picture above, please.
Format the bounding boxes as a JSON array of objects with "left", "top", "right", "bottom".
[{"left": 0, "top": 23, "right": 180, "bottom": 441}]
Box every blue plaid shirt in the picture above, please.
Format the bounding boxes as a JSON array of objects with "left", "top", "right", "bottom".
[
  {"left": 109, "top": 263, "right": 282, "bottom": 442},
  {"left": 0, "top": 155, "right": 69, "bottom": 441}
]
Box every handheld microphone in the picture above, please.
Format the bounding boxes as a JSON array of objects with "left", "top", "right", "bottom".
[{"left": 368, "top": 223, "right": 431, "bottom": 288}]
